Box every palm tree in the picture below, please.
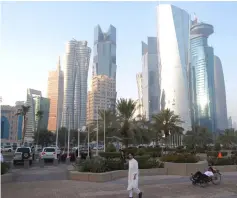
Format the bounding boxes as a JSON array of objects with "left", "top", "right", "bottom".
[
  {"left": 35, "top": 110, "right": 44, "bottom": 146},
  {"left": 16, "top": 105, "right": 31, "bottom": 145},
  {"left": 116, "top": 98, "right": 137, "bottom": 147},
  {"left": 151, "top": 108, "right": 184, "bottom": 148}
]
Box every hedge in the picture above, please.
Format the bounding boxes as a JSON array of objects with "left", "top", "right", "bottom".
[
  {"left": 206, "top": 151, "right": 228, "bottom": 157},
  {"left": 161, "top": 153, "right": 198, "bottom": 163},
  {"left": 1, "top": 162, "right": 9, "bottom": 175},
  {"left": 208, "top": 157, "right": 236, "bottom": 166},
  {"left": 99, "top": 152, "right": 121, "bottom": 159}
]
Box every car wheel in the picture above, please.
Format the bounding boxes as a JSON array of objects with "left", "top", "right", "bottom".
[{"left": 8, "top": 149, "right": 11, "bottom": 152}]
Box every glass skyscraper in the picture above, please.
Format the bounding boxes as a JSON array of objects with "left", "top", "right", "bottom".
[
  {"left": 190, "top": 20, "right": 216, "bottom": 133},
  {"left": 142, "top": 37, "right": 160, "bottom": 120},
  {"left": 157, "top": 4, "right": 191, "bottom": 132},
  {"left": 93, "top": 25, "right": 117, "bottom": 80}
]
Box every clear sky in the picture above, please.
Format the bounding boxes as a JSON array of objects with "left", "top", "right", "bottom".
[{"left": 1, "top": 1, "right": 237, "bottom": 123}]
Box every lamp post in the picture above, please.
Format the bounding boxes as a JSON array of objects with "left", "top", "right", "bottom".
[
  {"left": 87, "top": 122, "right": 90, "bottom": 159},
  {"left": 66, "top": 110, "right": 70, "bottom": 165},
  {"left": 54, "top": 103, "right": 60, "bottom": 165},
  {"left": 77, "top": 128, "right": 81, "bottom": 162},
  {"left": 96, "top": 107, "right": 99, "bottom": 156}
]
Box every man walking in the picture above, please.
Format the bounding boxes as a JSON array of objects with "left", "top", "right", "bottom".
[{"left": 127, "top": 153, "right": 142, "bottom": 198}]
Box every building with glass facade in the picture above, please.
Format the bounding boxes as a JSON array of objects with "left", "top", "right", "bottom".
[
  {"left": 135, "top": 73, "right": 143, "bottom": 119},
  {"left": 35, "top": 96, "right": 50, "bottom": 130},
  {"left": 62, "top": 39, "right": 91, "bottom": 129},
  {"left": 93, "top": 25, "right": 117, "bottom": 80},
  {"left": 190, "top": 21, "right": 216, "bottom": 133},
  {"left": 142, "top": 37, "right": 160, "bottom": 120},
  {"left": 214, "top": 55, "right": 228, "bottom": 130},
  {"left": 157, "top": 4, "right": 191, "bottom": 132}
]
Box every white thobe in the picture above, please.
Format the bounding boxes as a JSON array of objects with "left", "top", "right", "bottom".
[
  {"left": 0, "top": 153, "right": 4, "bottom": 162},
  {"left": 127, "top": 158, "right": 140, "bottom": 196}
]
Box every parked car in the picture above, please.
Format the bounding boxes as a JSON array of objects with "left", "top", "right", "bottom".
[
  {"left": 13, "top": 147, "right": 34, "bottom": 165},
  {"left": 40, "top": 147, "right": 61, "bottom": 162},
  {"left": 2, "top": 145, "right": 13, "bottom": 152}
]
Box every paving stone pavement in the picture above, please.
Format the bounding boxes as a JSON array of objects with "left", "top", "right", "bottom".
[{"left": 2, "top": 178, "right": 237, "bottom": 198}]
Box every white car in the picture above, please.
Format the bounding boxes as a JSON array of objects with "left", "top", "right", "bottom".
[
  {"left": 40, "top": 147, "right": 61, "bottom": 160},
  {"left": 13, "top": 147, "right": 34, "bottom": 165},
  {"left": 2, "top": 145, "right": 13, "bottom": 152}
]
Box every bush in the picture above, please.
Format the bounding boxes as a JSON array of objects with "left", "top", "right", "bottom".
[
  {"left": 135, "top": 155, "right": 163, "bottom": 169},
  {"left": 79, "top": 156, "right": 108, "bottom": 173},
  {"left": 99, "top": 152, "right": 121, "bottom": 159},
  {"left": 1, "top": 162, "right": 10, "bottom": 175},
  {"left": 106, "top": 158, "right": 125, "bottom": 171},
  {"left": 123, "top": 147, "right": 138, "bottom": 155},
  {"left": 161, "top": 153, "right": 198, "bottom": 163},
  {"left": 136, "top": 148, "right": 146, "bottom": 156},
  {"left": 231, "top": 151, "right": 237, "bottom": 155},
  {"left": 208, "top": 157, "right": 234, "bottom": 166},
  {"left": 206, "top": 151, "right": 228, "bottom": 157},
  {"left": 106, "top": 144, "right": 116, "bottom": 152}
]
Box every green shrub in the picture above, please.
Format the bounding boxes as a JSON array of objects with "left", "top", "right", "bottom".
[
  {"left": 136, "top": 148, "right": 146, "bottom": 156},
  {"left": 124, "top": 147, "right": 138, "bottom": 155},
  {"left": 134, "top": 155, "right": 163, "bottom": 169},
  {"left": 146, "top": 151, "right": 161, "bottom": 158},
  {"left": 106, "top": 144, "right": 116, "bottom": 152},
  {"left": 208, "top": 157, "right": 234, "bottom": 166},
  {"left": 231, "top": 151, "right": 237, "bottom": 155},
  {"left": 196, "top": 147, "right": 206, "bottom": 153},
  {"left": 1, "top": 162, "right": 9, "bottom": 175},
  {"left": 161, "top": 153, "right": 198, "bottom": 163},
  {"left": 206, "top": 151, "right": 228, "bottom": 157},
  {"left": 79, "top": 156, "right": 108, "bottom": 173},
  {"left": 99, "top": 152, "right": 121, "bottom": 159},
  {"left": 106, "top": 158, "right": 125, "bottom": 171}
]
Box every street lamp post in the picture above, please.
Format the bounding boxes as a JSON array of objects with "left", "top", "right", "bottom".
[
  {"left": 96, "top": 107, "right": 99, "bottom": 156},
  {"left": 77, "top": 128, "right": 80, "bottom": 162},
  {"left": 54, "top": 102, "right": 60, "bottom": 165},
  {"left": 87, "top": 122, "right": 90, "bottom": 159},
  {"left": 66, "top": 110, "right": 70, "bottom": 165}
]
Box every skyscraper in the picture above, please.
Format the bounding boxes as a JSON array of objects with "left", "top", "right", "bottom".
[
  {"left": 25, "top": 88, "right": 42, "bottom": 142},
  {"left": 47, "top": 57, "right": 64, "bottom": 132},
  {"left": 136, "top": 73, "right": 143, "bottom": 118},
  {"left": 157, "top": 4, "right": 191, "bottom": 131},
  {"left": 190, "top": 19, "right": 216, "bottom": 133},
  {"left": 87, "top": 75, "right": 116, "bottom": 122},
  {"left": 62, "top": 39, "right": 91, "bottom": 129},
  {"left": 93, "top": 25, "right": 117, "bottom": 80},
  {"left": 228, "top": 116, "right": 232, "bottom": 129},
  {"left": 214, "top": 55, "right": 228, "bottom": 130},
  {"left": 35, "top": 97, "right": 50, "bottom": 130},
  {"left": 142, "top": 37, "right": 160, "bottom": 120}
]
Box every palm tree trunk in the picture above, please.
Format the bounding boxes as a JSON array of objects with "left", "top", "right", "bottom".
[
  {"left": 22, "top": 116, "right": 27, "bottom": 145},
  {"left": 36, "top": 120, "right": 40, "bottom": 146}
]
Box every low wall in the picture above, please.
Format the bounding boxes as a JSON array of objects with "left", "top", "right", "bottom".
[
  {"left": 164, "top": 161, "right": 208, "bottom": 176},
  {"left": 213, "top": 165, "right": 237, "bottom": 172},
  {"left": 68, "top": 168, "right": 167, "bottom": 182},
  {"left": 1, "top": 173, "right": 13, "bottom": 184}
]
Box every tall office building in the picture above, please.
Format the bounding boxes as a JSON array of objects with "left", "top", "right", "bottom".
[
  {"left": 142, "top": 37, "right": 160, "bottom": 120},
  {"left": 93, "top": 25, "right": 117, "bottom": 80},
  {"left": 25, "top": 89, "right": 42, "bottom": 142},
  {"left": 228, "top": 116, "right": 232, "bottom": 129},
  {"left": 47, "top": 57, "right": 64, "bottom": 132},
  {"left": 190, "top": 19, "right": 216, "bottom": 133},
  {"left": 62, "top": 39, "right": 91, "bottom": 129},
  {"left": 87, "top": 75, "right": 116, "bottom": 122},
  {"left": 35, "top": 97, "right": 50, "bottom": 130},
  {"left": 214, "top": 55, "right": 228, "bottom": 130},
  {"left": 136, "top": 73, "right": 143, "bottom": 118},
  {"left": 157, "top": 4, "right": 191, "bottom": 132}
]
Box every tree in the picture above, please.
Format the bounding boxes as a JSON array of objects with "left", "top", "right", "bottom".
[
  {"left": 217, "top": 128, "right": 237, "bottom": 148},
  {"left": 16, "top": 105, "right": 31, "bottom": 144},
  {"left": 35, "top": 110, "right": 44, "bottom": 145},
  {"left": 116, "top": 98, "right": 137, "bottom": 147},
  {"left": 151, "top": 109, "right": 184, "bottom": 147},
  {"left": 33, "top": 129, "right": 55, "bottom": 146},
  {"left": 183, "top": 126, "right": 213, "bottom": 149}
]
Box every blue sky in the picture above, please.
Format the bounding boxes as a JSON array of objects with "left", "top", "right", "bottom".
[{"left": 1, "top": 1, "right": 237, "bottom": 123}]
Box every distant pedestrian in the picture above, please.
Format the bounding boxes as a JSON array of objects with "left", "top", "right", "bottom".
[
  {"left": 127, "top": 153, "right": 142, "bottom": 198},
  {"left": 0, "top": 150, "right": 4, "bottom": 162}
]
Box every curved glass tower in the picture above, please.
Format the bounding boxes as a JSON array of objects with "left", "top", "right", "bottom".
[
  {"left": 214, "top": 55, "right": 228, "bottom": 130},
  {"left": 190, "top": 21, "right": 216, "bottom": 133},
  {"left": 157, "top": 4, "right": 191, "bottom": 132}
]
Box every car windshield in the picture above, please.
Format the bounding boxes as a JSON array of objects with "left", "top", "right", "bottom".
[
  {"left": 44, "top": 148, "right": 55, "bottom": 152},
  {"left": 17, "top": 148, "right": 30, "bottom": 152},
  {"left": 5, "top": 146, "right": 11, "bottom": 148}
]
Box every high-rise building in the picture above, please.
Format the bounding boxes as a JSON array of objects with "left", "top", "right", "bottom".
[
  {"left": 47, "top": 57, "right": 64, "bottom": 132},
  {"left": 35, "top": 97, "right": 50, "bottom": 130},
  {"left": 190, "top": 19, "right": 216, "bottom": 133},
  {"left": 214, "top": 55, "right": 228, "bottom": 130},
  {"left": 157, "top": 4, "right": 191, "bottom": 132},
  {"left": 228, "top": 116, "right": 232, "bottom": 129},
  {"left": 136, "top": 73, "right": 143, "bottom": 118},
  {"left": 142, "top": 37, "right": 160, "bottom": 120},
  {"left": 62, "top": 39, "right": 91, "bottom": 129},
  {"left": 87, "top": 75, "right": 116, "bottom": 122},
  {"left": 1, "top": 105, "right": 22, "bottom": 143},
  {"left": 93, "top": 25, "right": 117, "bottom": 80}
]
